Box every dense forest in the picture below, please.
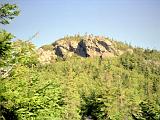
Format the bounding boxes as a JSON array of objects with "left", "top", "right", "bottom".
[{"left": 1, "top": 2, "right": 160, "bottom": 120}]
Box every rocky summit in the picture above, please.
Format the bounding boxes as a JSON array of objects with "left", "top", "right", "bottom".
[{"left": 38, "top": 34, "right": 126, "bottom": 64}]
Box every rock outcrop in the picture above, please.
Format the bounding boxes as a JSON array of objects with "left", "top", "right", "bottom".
[
  {"left": 38, "top": 35, "right": 120, "bottom": 63},
  {"left": 38, "top": 48, "right": 56, "bottom": 64}
]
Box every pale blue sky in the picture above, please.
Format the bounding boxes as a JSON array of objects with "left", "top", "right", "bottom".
[{"left": 1, "top": 0, "right": 160, "bottom": 50}]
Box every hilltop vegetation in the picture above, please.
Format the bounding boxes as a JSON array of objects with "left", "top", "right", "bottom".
[{"left": 1, "top": 2, "right": 160, "bottom": 120}]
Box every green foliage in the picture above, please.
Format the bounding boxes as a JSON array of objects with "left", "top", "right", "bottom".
[
  {"left": 1, "top": 65, "right": 65, "bottom": 119},
  {"left": 0, "top": 2, "right": 20, "bottom": 69},
  {"left": 40, "top": 44, "right": 53, "bottom": 51},
  {"left": 11, "top": 40, "right": 39, "bottom": 66},
  {"left": 63, "top": 34, "right": 82, "bottom": 42},
  {"left": 0, "top": 30, "right": 14, "bottom": 66},
  {"left": 0, "top": 3, "right": 20, "bottom": 25},
  {"left": 143, "top": 49, "right": 160, "bottom": 61},
  {"left": 120, "top": 52, "right": 137, "bottom": 70},
  {"left": 132, "top": 101, "right": 160, "bottom": 120},
  {"left": 1, "top": 38, "right": 160, "bottom": 119},
  {"left": 114, "top": 41, "right": 130, "bottom": 51},
  {"left": 81, "top": 91, "right": 109, "bottom": 120}
]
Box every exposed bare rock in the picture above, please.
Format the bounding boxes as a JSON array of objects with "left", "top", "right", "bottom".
[
  {"left": 38, "top": 35, "right": 122, "bottom": 63},
  {"left": 37, "top": 48, "right": 56, "bottom": 64},
  {"left": 53, "top": 35, "right": 116, "bottom": 56},
  {"left": 126, "top": 48, "right": 134, "bottom": 54}
]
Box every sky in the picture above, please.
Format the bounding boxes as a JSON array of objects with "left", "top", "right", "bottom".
[{"left": 1, "top": 0, "right": 160, "bottom": 50}]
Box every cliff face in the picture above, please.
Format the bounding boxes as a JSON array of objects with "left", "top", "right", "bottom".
[{"left": 38, "top": 35, "right": 123, "bottom": 64}]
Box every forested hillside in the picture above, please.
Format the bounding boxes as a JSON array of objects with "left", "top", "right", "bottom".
[
  {"left": 1, "top": 36, "right": 160, "bottom": 120},
  {"left": 1, "top": 2, "right": 160, "bottom": 120}
]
